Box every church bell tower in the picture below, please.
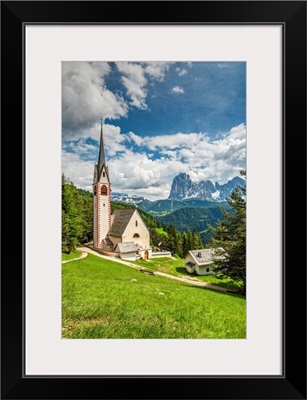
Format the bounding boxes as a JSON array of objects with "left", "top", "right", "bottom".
[{"left": 93, "top": 117, "right": 111, "bottom": 248}]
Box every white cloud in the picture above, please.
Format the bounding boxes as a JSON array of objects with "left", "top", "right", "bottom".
[
  {"left": 62, "top": 61, "right": 174, "bottom": 143},
  {"left": 62, "top": 150, "right": 94, "bottom": 191},
  {"left": 64, "top": 123, "right": 129, "bottom": 161},
  {"left": 62, "top": 124, "right": 246, "bottom": 200},
  {"left": 171, "top": 86, "right": 184, "bottom": 94},
  {"left": 144, "top": 62, "right": 171, "bottom": 81},
  {"left": 175, "top": 67, "right": 187, "bottom": 76},
  {"left": 129, "top": 131, "right": 206, "bottom": 151},
  {"left": 62, "top": 62, "right": 128, "bottom": 136},
  {"left": 116, "top": 62, "right": 148, "bottom": 109},
  {"left": 127, "top": 131, "right": 143, "bottom": 146},
  {"left": 119, "top": 124, "right": 246, "bottom": 188},
  {"left": 62, "top": 139, "right": 97, "bottom": 156},
  {"left": 108, "top": 150, "right": 186, "bottom": 198},
  {"left": 116, "top": 62, "right": 172, "bottom": 110}
]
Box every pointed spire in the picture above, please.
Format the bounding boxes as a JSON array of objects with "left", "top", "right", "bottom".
[{"left": 97, "top": 115, "right": 106, "bottom": 178}]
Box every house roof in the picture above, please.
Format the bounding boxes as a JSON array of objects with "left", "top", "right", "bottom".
[
  {"left": 188, "top": 248, "right": 226, "bottom": 266},
  {"left": 107, "top": 209, "right": 136, "bottom": 238},
  {"left": 115, "top": 241, "right": 138, "bottom": 254}
]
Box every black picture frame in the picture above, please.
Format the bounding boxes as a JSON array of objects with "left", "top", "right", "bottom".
[{"left": 1, "top": 1, "right": 306, "bottom": 399}]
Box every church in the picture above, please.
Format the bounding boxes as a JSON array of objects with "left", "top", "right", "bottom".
[{"left": 92, "top": 118, "right": 152, "bottom": 260}]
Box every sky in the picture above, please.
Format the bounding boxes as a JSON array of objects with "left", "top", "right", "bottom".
[{"left": 62, "top": 61, "right": 246, "bottom": 200}]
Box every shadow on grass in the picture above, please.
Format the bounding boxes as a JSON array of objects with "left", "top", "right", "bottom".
[
  {"left": 185, "top": 284, "right": 245, "bottom": 299},
  {"left": 175, "top": 267, "right": 190, "bottom": 275},
  {"left": 175, "top": 267, "right": 243, "bottom": 296}
]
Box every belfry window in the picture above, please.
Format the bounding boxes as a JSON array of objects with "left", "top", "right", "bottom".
[
  {"left": 133, "top": 233, "right": 140, "bottom": 238},
  {"left": 103, "top": 171, "right": 105, "bottom": 177},
  {"left": 101, "top": 185, "right": 107, "bottom": 195}
]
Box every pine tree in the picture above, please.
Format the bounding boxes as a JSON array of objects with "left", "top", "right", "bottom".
[
  {"left": 181, "top": 232, "right": 189, "bottom": 257},
  {"left": 192, "top": 228, "right": 203, "bottom": 249},
  {"left": 209, "top": 170, "right": 246, "bottom": 295},
  {"left": 186, "top": 230, "right": 193, "bottom": 252},
  {"left": 166, "top": 224, "right": 181, "bottom": 256}
]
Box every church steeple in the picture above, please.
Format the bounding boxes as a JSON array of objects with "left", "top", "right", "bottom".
[
  {"left": 97, "top": 116, "right": 106, "bottom": 179},
  {"left": 93, "top": 116, "right": 111, "bottom": 248}
]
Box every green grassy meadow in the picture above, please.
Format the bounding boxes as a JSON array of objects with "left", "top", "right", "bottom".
[
  {"left": 62, "top": 251, "right": 82, "bottom": 261},
  {"left": 130, "top": 257, "right": 241, "bottom": 290},
  {"left": 62, "top": 254, "right": 246, "bottom": 339}
]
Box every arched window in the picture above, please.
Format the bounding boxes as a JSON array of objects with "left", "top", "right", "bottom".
[
  {"left": 103, "top": 171, "right": 105, "bottom": 177},
  {"left": 101, "top": 185, "right": 107, "bottom": 195},
  {"left": 133, "top": 233, "right": 140, "bottom": 238}
]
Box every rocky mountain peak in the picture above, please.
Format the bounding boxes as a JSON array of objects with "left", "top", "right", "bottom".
[
  {"left": 168, "top": 173, "right": 245, "bottom": 201},
  {"left": 168, "top": 173, "right": 193, "bottom": 200}
]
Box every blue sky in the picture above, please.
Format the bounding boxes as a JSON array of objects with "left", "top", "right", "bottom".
[{"left": 62, "top": 61, "right": 246, "bottom": 200}]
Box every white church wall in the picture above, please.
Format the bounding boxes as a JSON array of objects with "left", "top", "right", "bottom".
[
  {"left": 151, "top": 252, "right": 172, "bottom": 259},
  {"left": 99, "top": 193, "right": 110, "bottom": 242},
  {"left": 123, "top": 211, "right": 150, "bottom": 249},
  {"left": 120, "top": 252, "right": 137, "bottom": 261},
  {"left": 93, "top": 195, "right": 98, "bottom": 247},
  {"left": 93, "top": 165, "right": 111, "bottom": 249}
]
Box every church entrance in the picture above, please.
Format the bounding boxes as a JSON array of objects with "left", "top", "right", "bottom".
[{"left": 144, "top": 251, "right": 149, "bottom": 260}]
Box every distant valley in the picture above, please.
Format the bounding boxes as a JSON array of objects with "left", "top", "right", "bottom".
[
  {"left": 111, "top": 173, "right": 244, "bottom": 244},
  {"left": 111, "top": 197, "right": 229, "bottom": 245}
]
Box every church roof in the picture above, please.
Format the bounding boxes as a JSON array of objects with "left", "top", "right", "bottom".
[
  {"left": 107, "top": 209, "right": 136, "bottom": 238},
  {"left": 97, "top": 119, "right": 106, "bottom": 179},
  {"left": 94, "top": 117, "right": 110, "bottom": 183}
]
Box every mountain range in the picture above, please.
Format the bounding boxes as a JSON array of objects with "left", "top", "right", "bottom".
[
  {"left": 168, "top": 173, "right": 245, "bottom": 201},
  {"left": 110, "top": 173, "right": 245, "bottom": 244}
]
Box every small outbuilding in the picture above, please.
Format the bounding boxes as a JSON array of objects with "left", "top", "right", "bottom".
[
  {"left": 184, "top": 248, "right": 226, "bottom": 275},
  {"left": 114, "top": 242, "right": 139, "bottom": 260}
]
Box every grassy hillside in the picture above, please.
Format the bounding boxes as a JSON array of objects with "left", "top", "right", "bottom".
[
  {"left": 62, "top": 251, "right": 81, "bottom": 261},
  {"left": 130, "top": 257, "right": 241, "bottom": 290},
  {"left": 62, "top": 254, "right": 246, "bottom": 339}
]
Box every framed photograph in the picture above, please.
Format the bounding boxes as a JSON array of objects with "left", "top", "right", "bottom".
[{"left": 1, "top": 1, "right": 306, "bottom": 399}]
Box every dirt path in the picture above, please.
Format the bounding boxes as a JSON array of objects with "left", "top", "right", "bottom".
[
  {"left": 77, "top": 247, "right": 234, "bottom": 293},
  {"left": 62, "top": 252, "right": 88, "bottom": 264}
]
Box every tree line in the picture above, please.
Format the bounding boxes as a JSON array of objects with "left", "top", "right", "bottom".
[{"left": 62, "top": 174, "right": 93, "bottom": 253}]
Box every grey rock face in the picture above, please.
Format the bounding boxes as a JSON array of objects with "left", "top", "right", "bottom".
[{"left": 168, "top": 173, "right": 245, "bottom": 201}]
